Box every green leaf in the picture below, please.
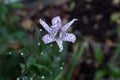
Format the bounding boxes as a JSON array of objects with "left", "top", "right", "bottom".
[
  {"left": 28, "top": 64, "right": 50, "bottom": 76},
  {"left": 109, "top": 63, "right": 120, "bottom": 77},
  {"left": 12, "top": 31, "right": 29, "bottom": 45},
  {"left": 26, "top": 57, "right": 36, "bottom": 67},
  {"left": 0, "top": 4, "right": 8, "bottom": 15},
  {"left": 66, "top": 42, "right": 86, "bottom": 80},
  {"left": 93, "top": 48, "right": 103, "bottom": 64},
  {"left": 94, "top": 70, "right": 106, "bottom": 80},
  {"left": 9, "top": 15, "right": 19, "bottom": 23},
  {"left": 39, "top": 52, "right": 51, "bottom": 66},
  {"left": 70, "top": 2, "right": 76, "bottom": 10},
  {"left": 111, "top": 13, "right": 120, "bottom": 22},
  {"left": 28, "top": 64, "right": 40, "bottom": 74},
  {"left": 37, "top": 64, "right": 50, "bottom": 72},
  {"left": 10, "top": 2, "right": 24, "bottom": 8}
]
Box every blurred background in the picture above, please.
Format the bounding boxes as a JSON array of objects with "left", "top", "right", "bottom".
[{"left": 0, "top": 0, "right": 120, "bottom": 80}]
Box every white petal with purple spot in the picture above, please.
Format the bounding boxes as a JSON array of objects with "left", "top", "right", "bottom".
[
  {"left": 39, "top": 19, "right": 52, "bottom": 33},
  {"left": 51, "top": 16, "right": 62, "bottom": 28},
  {"left": 42, "top": 34, "right": 55, "bottom": 44},
  {"left": 62, "top": 33, "right": 76, "bottom": 43},
  {"left": 62, "top": 19, "right": 77, "bottom": 31}
]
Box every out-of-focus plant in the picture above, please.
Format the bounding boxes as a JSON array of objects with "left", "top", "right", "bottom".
[
  {"left": 0, "top": 2, "right": 24, "bottom": 52},
  {"left": 0, "top": 2, "right": 26, "bottom": 80},
  {"left": 94, "top": 12, "right": 120, "bottom": 80}
]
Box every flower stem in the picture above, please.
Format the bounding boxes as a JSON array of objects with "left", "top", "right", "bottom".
[
  {"left": 55, "top": 71, "right": 64, "bottom": 80},
  {"left": 110, "top": 24, "right": 120, "bottom": 64},
  {"left": 20, "top": 28, "right": 41, "bottom": 77},
  {"left": 66, "top": 42, "right": 87, "bottom": 80}
]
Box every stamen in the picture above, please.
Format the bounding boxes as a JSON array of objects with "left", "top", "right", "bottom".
[{"left": 55, "top": 30, "right": 62, "bottom": 39}]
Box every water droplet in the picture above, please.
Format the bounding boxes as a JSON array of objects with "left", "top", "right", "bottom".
[
  {"left": 37, "top": 42, "right": 40, "bottom": 45},
  {"left": 17, "top": 78, "right": 19, "bottom": 80},
  {"left": 9, "top": 52, "right": 12, "bottom": 55},
  {"left": 54, "top": 56, "right": 60, "bottom": 62},
  {"left": 60, "top": 67, "right": 63, "bottom": 70},
  {"left": 41, "top": 76, "right": 45, "bottom": 79},
  {"left": 50, "top": 71, "right": 52, "bottom": 74},
  {"left": 41, "top": 52, "right": 43, "bottom": 55},
  {"left": 40, "top": 29, "right": 42, "bottom": 31},
  {"left": 17, "top": 76, "right": 27, "bottom": 80},
  {"left": 30, "top": 77, "right": 33, "bottom": 80},
  {"left": 62, "top": 62, "right": 64, "bottom": 65},
  {"left": 21, "top": 52, "right": 24, "bottom": 55},
  {"left": 50, "top": 44, "right": 53, "bottom": 47}
]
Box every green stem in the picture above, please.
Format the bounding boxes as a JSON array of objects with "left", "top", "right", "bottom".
[
  {"left": 20, "top": 28, "right": 41, "bottom": 77},
  {"left": 110, "top": 24, "right": 120, "bottom": 63},
  {"left": 117, "top": 24, "right": 120, "bottom": 40},
  {"left": 55, "top": 71, "right": 64, "bottom": 80},
  {"left": 110, "top": 43, "right": 120, "bottom": 63},
  {"left": 66, "top": 42, "right": 87, "bottom": 80}
]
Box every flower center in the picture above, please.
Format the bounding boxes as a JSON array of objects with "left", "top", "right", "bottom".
[{"left": 55, "top": 30, "right": 62, "bottom": 39}]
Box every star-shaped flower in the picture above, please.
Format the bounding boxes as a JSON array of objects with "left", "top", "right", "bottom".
[{"left": 39, "top": 16, "right": 77, "bottom": 52}]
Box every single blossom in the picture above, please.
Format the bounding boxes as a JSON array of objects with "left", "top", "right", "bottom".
[{"left": 39, "top": 16, "right": 77, "bottom": 52}]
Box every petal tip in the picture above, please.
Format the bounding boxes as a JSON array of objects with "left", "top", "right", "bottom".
[
  {"left": 73, "top": 35, "right": 76, "bottom": 43},
  {"left": 39, "top": 18, "right": 42, "bottom": 23},
  {"left": 42, "top": 37, "right": 47, "bottom": 44},
  {"left": 42, "top": 34, "right": 55, "bottom": 44},
  {"left": 55, "top": 16, "right": 60, "bottom": 18},
  {"left": 74, "top": 18, "right": 78, "bottom": 21},
  {"left": 59, "top": 48, "right": 63, "bottom": 52}
]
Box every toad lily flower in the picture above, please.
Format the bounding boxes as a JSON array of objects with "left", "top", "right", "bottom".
[{"left": 39, "top": 16, "right": 77, "bottom": 52}]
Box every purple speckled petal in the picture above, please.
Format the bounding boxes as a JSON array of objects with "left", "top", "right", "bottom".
[
  {"left": 51, "top": 16, "right": 61, "bottom": 28},
  {"left": 62, "top": 33, "right": 76, "bottom": 43},
  {"left": 39, "top": 16, "right": 77, "bottom": 52},
  {"left": 39, "top": 19, "right": 52, "bottom": 33},
  {"left": 42, "top": 34, "right": 55, "bottom": 44},
  {"left": 56, "top": 40, "right": 63, "bottom": 52},
  {"left": 62, "top": 19, "right": 77, "bottom": 31}
]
